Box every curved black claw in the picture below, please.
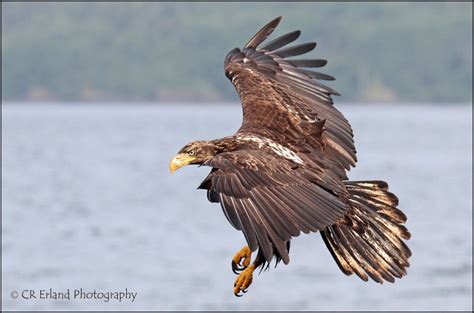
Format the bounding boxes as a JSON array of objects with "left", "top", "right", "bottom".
[
  {"left": 234, "top": 287, "right": 249, "bottom": 297},
  {"left": 233, "top": 264, "right": 255, "bottom": 297},
  {"left": 231, "top": 246, "right": 252, "bottom": 275},
  {"left": 231, "top": 260, "right": 246, "bottom": 274}
]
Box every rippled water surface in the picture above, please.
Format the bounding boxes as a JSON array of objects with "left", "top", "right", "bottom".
[{"left": 2, "top": 103, "right": 472, "bottom": 310}]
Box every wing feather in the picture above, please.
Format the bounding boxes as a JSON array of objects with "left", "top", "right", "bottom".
[
  {"left": 273, "top": 42, "right": 317, "bottom": 58},
  {"left": 288, "top": 59, "right": 328, "bottom": 68},
  {"left": 244, "top": 16, "right": 282, "bottom": 49},
  {"left": 199, "top": 151, "right": 349, "bottom": 263},
  {"left": 260, "top": 30, "right": 301, "bottom": 51},
  {"left": 224, "top": 17, "right": 357, "bottom": 177}
]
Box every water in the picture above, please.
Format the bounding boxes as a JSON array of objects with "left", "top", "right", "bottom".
[{"left": 2, "top": 103, "right": 472, "bottom": 311}]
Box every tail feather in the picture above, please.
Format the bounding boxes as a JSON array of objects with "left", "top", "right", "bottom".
[{"left": 321, "top": 180, "right": 411, "bottom": 283}]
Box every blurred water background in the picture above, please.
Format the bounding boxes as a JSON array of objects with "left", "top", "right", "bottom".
[{"left": 2, "top": 103, "right": 472, "bottom": 311}]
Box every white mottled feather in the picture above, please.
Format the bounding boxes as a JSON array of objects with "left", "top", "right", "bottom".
[{"left": 237, "top": 134, "right": 304, "bottom": 164}]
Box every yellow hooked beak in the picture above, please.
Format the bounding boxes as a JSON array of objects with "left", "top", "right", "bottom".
[{"left": 169, "top": 153, "right": 196, "bottom": 173}]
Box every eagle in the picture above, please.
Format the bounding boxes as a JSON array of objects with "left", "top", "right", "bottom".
[{"left": 170, "top": 16, "right": 411, "bottom": 297}]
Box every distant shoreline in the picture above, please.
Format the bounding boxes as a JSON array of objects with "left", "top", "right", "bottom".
[{"left": 1, "top": 101, "right": 472, "bottom": 107}]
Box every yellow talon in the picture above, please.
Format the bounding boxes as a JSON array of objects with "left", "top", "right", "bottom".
[
  {"left": 234, "top": 264, "right": 256, "bottom": 296},
  {"left": 232, "top": 246, "right": 252, "bottom": 274}
]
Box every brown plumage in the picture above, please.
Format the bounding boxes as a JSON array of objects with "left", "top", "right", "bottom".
[{"left": 170, "top": 16, "right": 411, "bottom": 296}]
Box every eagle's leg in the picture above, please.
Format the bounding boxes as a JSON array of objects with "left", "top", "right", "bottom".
[
  {"left": 233, "top": 252, "right": 264, "bottom": 297},
  {"left": 231, "top": 245, "right": 252, "bottom": 274}
]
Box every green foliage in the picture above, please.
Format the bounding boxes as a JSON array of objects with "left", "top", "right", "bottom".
[{"left": 2, "top": 2, "right": 472, "bottom": 103}]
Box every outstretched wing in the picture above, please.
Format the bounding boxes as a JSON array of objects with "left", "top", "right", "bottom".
[
  {"left": 224, "top": 16, "right": 357, "bottom": 177},
  {"left": 198, "top": 150, "right": 350, "bottom": 264}
]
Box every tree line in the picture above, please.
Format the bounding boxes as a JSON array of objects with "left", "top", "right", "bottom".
[{"left": 2, "top": 2, "right": 472, "bottom": 103}]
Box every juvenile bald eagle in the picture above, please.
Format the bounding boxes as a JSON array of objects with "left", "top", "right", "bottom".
[{"left": 170, "top": 16, "right": 411, "bottom": 296}]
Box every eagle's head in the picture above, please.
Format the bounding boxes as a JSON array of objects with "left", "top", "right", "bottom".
[{"left": 169, "top": 140, "right": 218, "bottom": 173}]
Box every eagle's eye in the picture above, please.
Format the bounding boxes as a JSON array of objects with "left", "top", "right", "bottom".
[{"left": 188, "top": 150, "right": 195, "bottom": 156}]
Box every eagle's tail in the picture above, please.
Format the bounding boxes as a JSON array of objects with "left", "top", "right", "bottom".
[{"left": 321, "top": 180, "right": 411, "bottom": 283}]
